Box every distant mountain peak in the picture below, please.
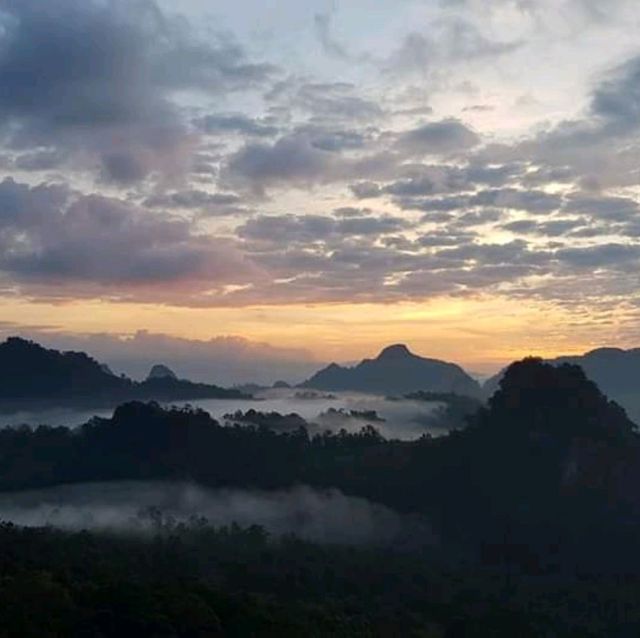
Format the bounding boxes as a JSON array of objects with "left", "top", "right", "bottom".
[
  {"left": 147, "top": 364, "right": 177, "bottom": 381},
  {"left": 584, "top": 347, "right": 626, "bottom": 358},
  {"left": 376, "top": 344, "right": 413, "bottom": 360},
  {"left": 301, "top": 343, "right": 481, "bottom": 397}
]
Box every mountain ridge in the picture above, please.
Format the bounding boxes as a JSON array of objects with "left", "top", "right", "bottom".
[
  {"left": 301, "top": 343, "right": 482, "bottom": 397},
  {"left": 0, "top": 337, "right": 248, "bottom": 410}
]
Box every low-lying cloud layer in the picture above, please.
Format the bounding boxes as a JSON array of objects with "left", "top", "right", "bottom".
[{"left": 0, "top": 481, "right": 433, "bottom": 546}]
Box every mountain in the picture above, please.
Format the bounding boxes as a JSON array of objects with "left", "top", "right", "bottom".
[
  {"left": 301, "top": 344, "right": 482, "bottom": 397},
  {"left": 0, "top": 337, "right": 131, "bottom": 401},
  {"left": 147, "top": 364, "right": 178, "bottom": 381},
  {"left": 0, "top": 337, "right": 248, "bottom": 409},
  {"left": 484, "top": 347, "right": 640, "bottom": 422}
]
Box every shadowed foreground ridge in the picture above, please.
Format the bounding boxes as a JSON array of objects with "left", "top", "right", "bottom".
[{"left": 484, "top": 347, "right": 640, "bottom": 423}]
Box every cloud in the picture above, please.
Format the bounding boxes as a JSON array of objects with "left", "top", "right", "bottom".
[
  {"left": 0, "top": 178, "right": 255, "bottom": 301},
  {"left": 18, "top": 329, "right": 320, "bottom": 386},
  {"left": 555, "top": 243, "right": 640, "bottom": 268},
  {"left": 196, "top": 114, "right": 279, "bottom": 138},
  {"left": 496, "top": 52, "right": 640, "bottom": 190},
  {"left": 238, "top": 213, "right": 413, "bottom": 244},
  {"left": 223, "top": 131, "right": 395, "bottom": 195},
  {"left": 224, "top": 134, "right": 334, "bottom": 195},
  {"left": 503, "top": 218, "right": 588, "bottom": 237},
  {"left": 352, "top": 163, "right": 522, "bottom": 202},
  {"left": 590, "top": 56, "right": 640, "bottom": 134},
  {"left": 314, "top": 12, "right": 350, "bottom": 61},
  {"left": 385, "top": 17, "right": 520, "bottom": 76},
  {"left": 143, "top": 189, "right": 248, "bottom": 216},
  {"left": 0, "top": 0, "right": 274, "bottom": 183},
  {"left": 563, "top": 195, "right": 640, "bottom": 222},
  {"left": 396, "top": 119, "right": 480, "bottom": 156},
  {"left": 267, "top": 81, "right": 384, "bottom": 122}
]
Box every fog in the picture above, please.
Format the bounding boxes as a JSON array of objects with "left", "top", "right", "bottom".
[
  {"left": 0, "top": 390, "right": 452, "bottom": 440},
  {"left": 0, "top": 481, "right": 433, "bottom": 547},
  {"left": 224, "top": 391, "right": 450, "bottom": 439}
]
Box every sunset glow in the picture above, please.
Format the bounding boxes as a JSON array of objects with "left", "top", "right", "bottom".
[{"left": 0, "top": 0, "right": 639, "bottom": 378}]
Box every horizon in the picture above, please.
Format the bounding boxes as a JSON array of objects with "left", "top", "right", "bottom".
[
  {"left": 1, "top": 331, "right": 635, "bottom": 386},
  {"left": 0, "top": 1, "right": 639, "bottom": 378}
]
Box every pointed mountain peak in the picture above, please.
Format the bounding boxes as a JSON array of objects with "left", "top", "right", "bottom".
[{"left": 376, "top": 344, "right": 414, "bottom": 360}]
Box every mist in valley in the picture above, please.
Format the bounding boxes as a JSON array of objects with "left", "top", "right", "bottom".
[
  {"left": 0, "top": 481, "right": 434, "bottom": 547},
  {"left": 0, "top": 389, "right": 458, "bottom": 440}
]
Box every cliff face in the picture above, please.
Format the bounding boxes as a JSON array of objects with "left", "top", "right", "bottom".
[{"left": 302, "top": 344, "right": 482, "bottom": 397}]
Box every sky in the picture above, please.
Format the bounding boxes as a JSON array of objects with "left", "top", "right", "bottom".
[{"left": 0, "top": 0, "right": 639, "bottom": 381}]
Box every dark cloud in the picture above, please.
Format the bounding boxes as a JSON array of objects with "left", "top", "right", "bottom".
[
  {"left": 196, "top": 114, "right": 279, "bottom": 138},
  {"left": 503, "top": 218, "right": 587, "bottom": 237},
  {"left": 332, "top": 207, "right": 372, "bottom": 218},
  {"left": 451, "top": 209, "right": 504, "bottom": 227},
  {"left": 223, "top": 131, "right": 395, "bottom": 195},
  {"left": 563, "top": 194, "right": 640, "bottom": 222},
  {"left": 396, "top": 119, "right": 480, "bottom": 156},
  {"left": 306, "top": 129, "right": 368, "bottom": 152},
  {"left": 143, "top": 189, "right": 246, "bottom": 216},
  {"left": 417, "top": 230, "right": 478, "bottom": 247},
  {"left": 0, "top": 178, "right": 254, "bottom": 300},
  {"left": 436, "top": 240, "right": 544, "bottom": 266},
  {"left": 591, "top": 56, "right": 640, "bottom": 135},
  {"left": 350, "top": 182, "right": 384, "bottom": 199},
  {"left": 468, "top": 188, "right": 562, "bottom": 213},
  {"left": 393, "top": 187, "right": 560, "bottom": 215},
  {"left": 224, "top": 134, "right": 334, "bottom": 195},
  {"left": 238, "top": 213, "right": 412, "bottom": 244},
  {"left": 352, "top": 163, "right": 521, "bottom": 202},
  {"left": 555, "top": 243, "right": 640, "bottom": 268},
  {"left": 0, "top": 0, "right": 274, "bottom": 183}
]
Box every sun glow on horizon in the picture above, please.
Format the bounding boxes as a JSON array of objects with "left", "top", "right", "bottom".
[{"left": 0, "top": 293, "right": 633, "bottom": 374}]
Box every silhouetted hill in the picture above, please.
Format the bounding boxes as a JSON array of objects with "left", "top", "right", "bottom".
[
  {"left": 146, "top": 364, "right": 177, "bottom": 381},
  {"left": 301, "top": 344, "right": 481, "bottom": 396},
  {"left": 0, "top": 337, "right": 248, "bottom": 409},
  {"left": 0, "top": 337, "right": 132, "bottom": 400},
  {"left": 485, "top": 347, "right": 640, "bottom": 422}
]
